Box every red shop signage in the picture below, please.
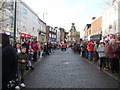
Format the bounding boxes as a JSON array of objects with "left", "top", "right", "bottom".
[
  {"left": 20, "top": 33, "right": 26, "bottom": 37},
  {"left": 20, "top": 33, "right": 32, "bottom": 38},
  {"left": 26, "top": 34, "right": 32, "bottom": 38}
]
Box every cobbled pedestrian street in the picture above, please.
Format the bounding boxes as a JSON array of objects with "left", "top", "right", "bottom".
[{"left": 24, "top": 48, "right": 119, "bottom": 88}]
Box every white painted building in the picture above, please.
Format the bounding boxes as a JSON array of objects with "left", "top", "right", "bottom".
[
  {"left": 17, "top": 0, "right": 42, "bottom": 42},
  {"left": 38, "top": 18, "right": 46, "bottom": 42},
  {"left": 1, "top": 0, "right": 46, "bottom": 42},
  {"left": 0, "top": 0, "right": 14, "bottom": 38},
  {"left": 102, "top": 0, "right": 120, "bottom": 41}
]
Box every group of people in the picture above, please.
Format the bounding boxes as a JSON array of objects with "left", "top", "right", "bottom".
[
  {"left": 2, "top": 32, "right": 120, "bottom": 89},
  {"left": 2, "top": 33, "right": 60, "bottom": 90},
  {"left": 72, "top": 39, "right": 120, "bottom": 74}
]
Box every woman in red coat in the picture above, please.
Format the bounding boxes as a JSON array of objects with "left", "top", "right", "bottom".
[{"left": 107, "top": 39, "right": 119, "bottom": 73}]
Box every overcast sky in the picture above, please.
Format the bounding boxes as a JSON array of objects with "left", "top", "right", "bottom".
[{"left": 23, "top": 0, "right": 109, "bottom": 37}]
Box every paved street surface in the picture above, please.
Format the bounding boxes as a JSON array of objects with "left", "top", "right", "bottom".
[{"left": 25, "top": 48, "right": 119, "bottom": 88}]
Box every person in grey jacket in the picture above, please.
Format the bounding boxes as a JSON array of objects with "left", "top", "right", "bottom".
[{"left": 97, "top": 42, "right": 108, "bottom": 70}]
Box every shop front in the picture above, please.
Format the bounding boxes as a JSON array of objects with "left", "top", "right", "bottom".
[
  {"left": 90, "top": 34, "right": 102, "bottom": 41},
  {"left": 19, "top": 33, "right": 33, "bottom": 42},
  {"left": 49, "top": 38, "right": 57, "bottom": 43}
]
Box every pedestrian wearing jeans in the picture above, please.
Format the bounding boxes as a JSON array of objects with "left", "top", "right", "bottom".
[
  {"left": 97, "top": 42, "right": 108, "bottom": 70},
  {"left": 15, "top": 46, "right": 28, "bottom": 89},
  {"left": 87, "top": 41, "right": 94, "bottom": 61}
]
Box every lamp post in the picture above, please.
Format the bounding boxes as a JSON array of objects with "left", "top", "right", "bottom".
[{"left": 13, "top": 0, "right": 17, "bottom": 45}]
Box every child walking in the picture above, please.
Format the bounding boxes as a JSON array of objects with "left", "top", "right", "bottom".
[{"left": 97, "top": 42, "right": 108, "bottom": 70}]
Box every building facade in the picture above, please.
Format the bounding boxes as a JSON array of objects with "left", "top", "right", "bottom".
[
  {"left": 56, "top": 27, "right": 60, "bottom": 43},
  {"left": 46, "top": 26, "right": 57, "bottom": 43},
  {"left": 66, "top": 23, "right": 80, "bottom": 44},
  {"left": 1, "top": 0, "right": 14, "bottom": 39},
  {"left": 83, "top": 24, "right": 91, "bottom": 41},
  {"left": 102, "top": 0, "right": 120, "bottom": 41},
  {"left": 90, "top": 16, "right": 102, "bottom": 41},
  {"left": 38, "top": 18, "right": 46, "bottom": 42},
  {"left": 59, "top": 27, "right": 66, "bottom": 43},
  {"left": 1, "top": 0, "right": 46, "bottom": 43}
]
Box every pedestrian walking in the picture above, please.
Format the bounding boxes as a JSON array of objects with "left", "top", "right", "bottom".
[{"left": 2, "top": 33, "right": 18, "bottom": 90}]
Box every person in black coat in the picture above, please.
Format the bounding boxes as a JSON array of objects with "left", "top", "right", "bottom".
[{"left": 2, "top": 33, "right": 18, "bottom": 90}]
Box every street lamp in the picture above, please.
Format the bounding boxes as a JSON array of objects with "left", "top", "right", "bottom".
[{"left": 13, "top": 0, "right": 17, "bottom": 45}]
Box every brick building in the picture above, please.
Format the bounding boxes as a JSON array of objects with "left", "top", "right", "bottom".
[
  {"left": 90, "top": 16, "right": 102, "bottom": 41},
  {"left": 46, "top": 26, "right": 57, "bottom": 43}
]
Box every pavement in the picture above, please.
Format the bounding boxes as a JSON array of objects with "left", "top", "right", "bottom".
[{"left": 23, "top": 48, "right": 120, "bottom": 88}]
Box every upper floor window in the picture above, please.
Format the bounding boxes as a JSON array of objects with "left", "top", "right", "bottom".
[
  {"left": 21, "top": 22, "right": 27, "bottom": 28},
  {"left": 9, "top": 2, "right": 14, "bottom": 10},
  {"left": 32, "top": 16, "right": 38, "bottom": 24},
  {"left": 39, "top": 24, "right": 42, "bottom": 30},
  {"left": 10, "top": 17, "right": 13, "bottom": 28},
  {"left": 22, "top": 8, "right": 28, "bottom": 18}
]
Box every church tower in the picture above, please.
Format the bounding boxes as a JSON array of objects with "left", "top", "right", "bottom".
[{"left": 69, "top": 23, "right": 80, "bottom": 43}]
